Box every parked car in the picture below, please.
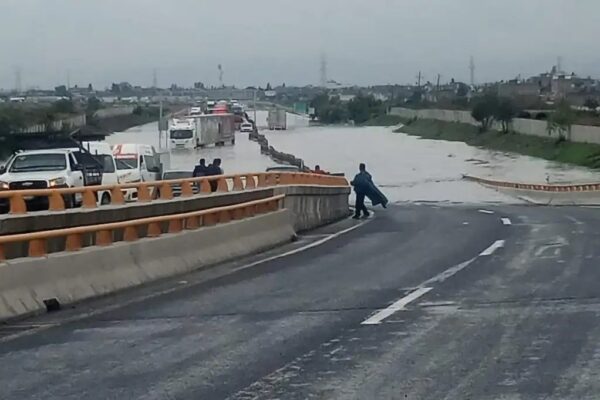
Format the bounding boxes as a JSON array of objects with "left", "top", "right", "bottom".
[
  {"left": 240, "top": 122, "right": 254, "bottom": 133},
  {"left": 0, "top": 148, "right": 103, "bottom": 210}
]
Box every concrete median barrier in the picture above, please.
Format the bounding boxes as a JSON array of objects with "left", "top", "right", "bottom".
[
  {"left": 275, "top": 185, "right": 351, "bottom": 231},
  {"left": 0, "top": 189, "right": 276, "bottom": 236},
  {"left": 0, "top": 209, "right": 295, "bottom": 322}
]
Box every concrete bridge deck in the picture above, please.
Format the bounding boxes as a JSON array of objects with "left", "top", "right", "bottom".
[{"left": 3, "top": 203, "right": 600, "bottom": 399}]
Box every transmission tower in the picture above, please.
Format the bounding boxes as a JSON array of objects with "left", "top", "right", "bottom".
[
  {"left": 557, "top": 56, "right": 563, "bottom": 73},
  {"left": 320, "top": 54, "right": 327, "bottom": 88},
  {"left": 469, "top": 56, "right": 475, "bottom": 86},
  {"left": 14, "top": 66, "right": 22, "bottom": 93}
]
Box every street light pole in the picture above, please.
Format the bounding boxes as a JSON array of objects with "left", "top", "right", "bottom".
[
  {"left": 253, "top": 89, "right": 257, "bottom": 125},
  {"left": 158, "top": 100, "right": 164, "bottom": 149}
]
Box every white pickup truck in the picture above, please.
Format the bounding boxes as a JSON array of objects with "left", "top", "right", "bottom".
[{"left": 0, "top": 148, "right": 102, "bottom": 210}]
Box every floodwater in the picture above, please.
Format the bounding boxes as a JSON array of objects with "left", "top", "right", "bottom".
[
  {"left": 106, "top": 111, "right": 600, "bottom": 203},
  {"left": 105, "top": 122, "right": 280, "bottom": 174},
  {"left": 258, "top": 111, "right": 600, "bottom": 203}
]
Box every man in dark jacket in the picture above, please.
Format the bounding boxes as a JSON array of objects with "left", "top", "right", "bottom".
[
  {"left": 192, "top": 159, "right": 208, "bottom": 177},
  {"left": 207, "top": 158, "right": 223, "bottom": 192},
  {"left": 350, "top": 163, "right": 372, "bottom": 219}
]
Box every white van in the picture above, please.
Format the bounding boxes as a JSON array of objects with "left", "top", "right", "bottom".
[
  {"left": 112, "top": 144, "right": 163, "bottom": 201},
  {"left": 81, "top": 141, "right": 119, "bottom": 205}
]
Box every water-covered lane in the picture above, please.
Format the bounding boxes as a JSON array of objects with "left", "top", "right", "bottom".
[
  {"left": 105, "top": 112, "right": 600, "bottom": 204},
  {"left": 262, "top": 115, "right": 600, "bottom": 203},
  {"left": 106, "top": 122, "right": 279, "bottom": 174}
]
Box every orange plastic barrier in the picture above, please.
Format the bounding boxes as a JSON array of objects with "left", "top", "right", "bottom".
[
  {"left": 0, "top": 172, "right": 348, "bottom": 215},
  {"left": 0, "top": 194, "right": 285, "bottom": 261}
]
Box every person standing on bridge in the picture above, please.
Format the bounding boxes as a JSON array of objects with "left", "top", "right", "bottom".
[
  {"left": 351, "top": 163, "right": 372, "bottom": 219},
  {"left": 193, "top": 158, "right": 208, "bottom": 177},
  {"left": 207, "top": 158, "right": 224, "bottom": 192}
]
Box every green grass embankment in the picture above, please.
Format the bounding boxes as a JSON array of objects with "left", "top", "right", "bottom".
[{"left": 397, "top": 118, "right": 600, "bottom": 169}]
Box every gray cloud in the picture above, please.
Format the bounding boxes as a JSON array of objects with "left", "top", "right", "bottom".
[{"left": 1, "top": 0, "right": 599, "bottom": 89}]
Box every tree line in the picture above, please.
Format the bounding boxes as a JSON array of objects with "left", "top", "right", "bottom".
[
  {"left": 309, "top": 93, "right": 386, "bottom": 124},
  {"left": 471, "top": 92, "right": 577, "bottom": 140}
]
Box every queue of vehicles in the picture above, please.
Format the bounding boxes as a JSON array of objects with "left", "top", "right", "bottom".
[
  {"left": 0, "top": 102, "right": 289, "bottom": 212},
  {"left": 0, "top": 142, "right": 169, "bottom": 211},
  {"left": 167, "top": 100, "right": 255, "bottom": 150}
]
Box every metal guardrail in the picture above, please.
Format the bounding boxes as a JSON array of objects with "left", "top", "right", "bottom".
[
  {"left": 0, "top": 194, "right": 285, "bottom": 261},
  {"left": 0, "top": 172, "right": 348, "bottom": 215},
  {"left": 463, "top": 175, "right": 600, "bottom": 192}
]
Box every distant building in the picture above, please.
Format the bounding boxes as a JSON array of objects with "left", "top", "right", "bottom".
[
  {"left": 525, "top": 65, "right": 599, "bottom": 99},
  {"left": 337, "top": 94, "right": 356, "bottom": 102},
  {"left": 498, "top": 81, "right": 540, "bottom": 98}
]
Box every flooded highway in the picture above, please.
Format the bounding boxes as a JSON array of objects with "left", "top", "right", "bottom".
[
  {"left": 105, "top": 121, "right": 280, "bottom": 174},
  {"left": 259, "top": 111, "right": 600, "bottom": 203},
  {"left": 105, "top": 111, "right": 600, "bottom": 204}
]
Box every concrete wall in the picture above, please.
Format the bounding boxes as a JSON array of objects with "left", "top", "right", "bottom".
[
  {"left": 93, "top": 106, "right": 135, "bottom": 119},
  {"left": 275, "top": 185, "right": 351, "bottom": 232},
  {"left": 20, "top": 114, "right": 87, "bottom": 134},
  {"left": 0, "top": 210, "right": 295, "bottom": 322},
  {"left": 390, "top": 107, "right": 600, "bottom": 144}
]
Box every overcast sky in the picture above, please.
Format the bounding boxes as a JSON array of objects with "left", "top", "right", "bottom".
[{"left": 1, "top": 0, "right": 599, "bottom": 90}]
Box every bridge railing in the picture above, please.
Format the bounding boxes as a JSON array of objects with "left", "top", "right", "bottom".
[
  {"left": 0, "top": 172, "right": 348, "bottom": 215},
  {"left": 0, "top": 194, "right": 285, "bottom": 261}
]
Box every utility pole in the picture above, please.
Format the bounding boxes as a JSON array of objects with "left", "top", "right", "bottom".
[
  {"left": 469, "top": 56, "right": 475, "bottom": 86},
  {"left": 158, "top": 100, "right": 164, "bottom": 149},
  {"left": 253, "top": 88, "right": 257, "bottom": 126},
  {"left": 218, "top": 64, "right": 224, "bottom": 87}
]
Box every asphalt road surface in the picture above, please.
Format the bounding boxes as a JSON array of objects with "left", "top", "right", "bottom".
[{"left": 3, "top": 203, "right": 600, "bottom": 399}]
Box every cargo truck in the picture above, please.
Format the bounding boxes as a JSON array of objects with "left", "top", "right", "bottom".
[
  {"left": 267, "top": 109, "right": 287, "bottom": 130},
  {"left": 194, "top": 114, "right": 236, "bottom": 147}
]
